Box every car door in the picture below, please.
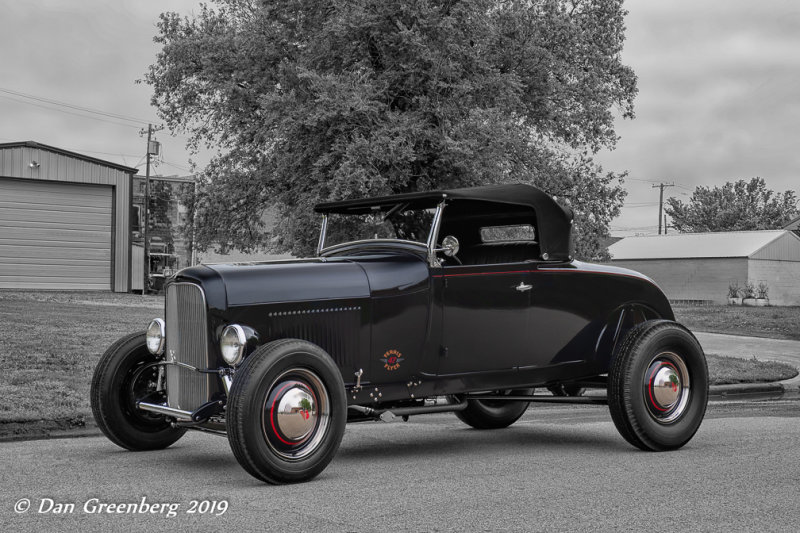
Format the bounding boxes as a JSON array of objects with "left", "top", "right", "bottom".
[
  {"left": 526, "top": 264, "right": 596, "bottom": 367},
  {"left": 437, "top": 263, "right": 532, "bottom": 375}
]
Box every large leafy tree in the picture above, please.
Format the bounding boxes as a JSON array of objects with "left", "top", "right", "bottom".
[
  {"left": 665, "top": 177, "right": 798, "bottom": 233},
  {"left": 146, "top": 0, "right": 636, "bottom": 259}
]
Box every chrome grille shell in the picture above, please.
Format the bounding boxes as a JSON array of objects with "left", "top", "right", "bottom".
[{"left": 165, "top": 282, "right": 213, "bottom": 411}]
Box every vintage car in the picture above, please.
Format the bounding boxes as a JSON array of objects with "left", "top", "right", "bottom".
[{"left": 91, "top": 183, "right": 709, "bottom": 484}]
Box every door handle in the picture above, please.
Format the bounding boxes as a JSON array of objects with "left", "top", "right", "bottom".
[{"left": 515, "top": 282, "right": 532, "bottom": 292}]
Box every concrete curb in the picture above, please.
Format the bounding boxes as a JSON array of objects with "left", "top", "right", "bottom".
[
  {"left": 0, "top": 419, "right": 100, "bottom": 443},
  {"left": 709, "top": 377, "right": 800, "bottom": 401}
]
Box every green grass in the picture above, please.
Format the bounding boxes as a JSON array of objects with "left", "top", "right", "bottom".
[
  {"left": 0, "top": 292, "right": 796, "bottom": 430},
  {"left": 673, "top": 304, "right": 800, "bottom": 341}
]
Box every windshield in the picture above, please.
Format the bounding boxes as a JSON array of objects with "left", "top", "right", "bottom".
[{"left": 322, "top": 207, "right": 435, "bottom": 250}]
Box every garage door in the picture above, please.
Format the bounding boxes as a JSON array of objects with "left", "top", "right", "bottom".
[{"left": 0, "top": 178, "right": 112, "bottom": 290}]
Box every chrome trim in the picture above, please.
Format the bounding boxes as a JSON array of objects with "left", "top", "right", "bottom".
[
  {"left": 436, "top": 234, "right": 459, "bottom": 257},
  {"left": 221, "top": 372, "right": 234, "bottom": 395},
  {"left": 276, "top": 385, "right": 318, "bottom": 441},
  {"left": 646, "top": 351, "right": 691, "bottom": 424},
  {"left": 320, "top": 238, "right": 427, "bottom": 256},
  {"left": 146, "top": 318, "right": 166, "bottom": 355},
  {"left": 136, "top": 401, "right": 193, "bottom": 421},
  {"left": 316, "top": 214, "right": 328, "bottom": 256},
  {"left": 426, "top": 200, "right": 446, "bottom": 267},
  {"left": 220, "top": 324, "right": 246, "bottom": 366},
  {"left": 165, "top": 282, "right": 212, "bottom": 411},
  {"left": 262, "top": 368, "right": 331, "bottom": 461}
]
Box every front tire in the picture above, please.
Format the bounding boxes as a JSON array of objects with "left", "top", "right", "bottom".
[
  {"left": 90, "top": 332, "right": 186, "bottom": 450},
  {"left": 608, "top": 320, "right": 708, "bottom": 451},
  {"left": 226, "top": 339, "right": 347, "bottom": 484},
  {"left": 455, "top": 388, "right": 534, "bottom": 429}
]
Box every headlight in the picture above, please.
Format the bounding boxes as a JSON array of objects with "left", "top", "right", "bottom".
[
  {"left": 146, "top": 318, "right": 166, "bottom": 355},
  {"left": 220, "top": 324, "right": 247, "bottom": 366}
]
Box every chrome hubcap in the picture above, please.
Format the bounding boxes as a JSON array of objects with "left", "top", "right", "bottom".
[
  {"left": 645, "top": 352, "right": 691, "bottom": 424},
  {"left": 651, "top": 366, "right": 681, "bottom": 409},
  {"left": 275, "top": 385, "right": 317, "bottom": 441},
  {"left": 262, "top": 368, "right": 330, "bottom": 460}
]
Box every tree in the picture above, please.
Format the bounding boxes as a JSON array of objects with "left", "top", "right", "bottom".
[
  {"left": 665, "top": 177, "right": 798, "bottom": 233},
  {"left": 145, "top": 0, "right": 637, "bottom": 260}
]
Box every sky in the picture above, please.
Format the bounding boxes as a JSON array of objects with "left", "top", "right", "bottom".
[{"left": 1, "top": 0, "right": 798, "bottom": 236}]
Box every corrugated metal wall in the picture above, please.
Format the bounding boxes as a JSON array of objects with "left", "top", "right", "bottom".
[
  {"left": 0, "top": 179, "right": 112, "bottom": 289},
  {"left": 0, "top": 144, "right": 133, "bottom": 291},
  {"left": 750, "top": 231, "right": 800, "bottom": 261}
]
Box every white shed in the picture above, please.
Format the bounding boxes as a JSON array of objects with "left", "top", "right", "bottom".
[{"left": 608, "top": 230, "right": 800, "bottom": 306}]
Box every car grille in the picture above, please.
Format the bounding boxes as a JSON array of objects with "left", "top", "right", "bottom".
[{"left": 165, "top": 282, "right": 213, "bottom": 411}]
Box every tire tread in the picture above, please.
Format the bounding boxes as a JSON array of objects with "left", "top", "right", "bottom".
[{"left": 608, "top": 320, "right": 708, "bottom": 451}]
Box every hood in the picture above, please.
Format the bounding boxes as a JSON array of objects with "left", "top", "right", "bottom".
[{"left": 175, "top": 258, "right": 370, "bottom": 308}]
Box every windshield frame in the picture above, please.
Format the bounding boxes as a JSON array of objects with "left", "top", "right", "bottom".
[{"left": 317, "top": 200, "right": 446, "bottom": 267}]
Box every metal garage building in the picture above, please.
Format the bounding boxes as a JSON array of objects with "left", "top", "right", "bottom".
[
  {"left": 608, "top": 230, "right": 800, "bottom": 306},
  {"left": 0, "top": 141, "right": 136, "bottom": 291}
]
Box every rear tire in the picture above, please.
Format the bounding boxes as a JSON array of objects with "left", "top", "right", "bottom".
[
  {"left": 608, "top": 320, "right": 708, "bottom": 451},
  {"left": 455, "top": 388, "right": 534, "bottom": 429},
  {"left": 90, "top": 332, "right": 186, "bottom": 451},
  {"left": 226, "top": 339, "right": 347, "bottom": 484}
]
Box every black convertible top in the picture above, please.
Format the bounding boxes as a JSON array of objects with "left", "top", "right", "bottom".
[{"left": 315, "top": 183, "right": 574, "bottom": 261}]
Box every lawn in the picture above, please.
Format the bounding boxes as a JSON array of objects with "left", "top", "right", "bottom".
[
  {"left": 706, "top": 354, "right": 797, "bottom": 385},
  {"left": 0, "top": 291, "right": 796, "bottom": 434},
  {"left": 673, "top": 304, "right": 800, "bottom": 341},
  {"left": 0, "top": 291, "right": 161, "bottom": 425}
]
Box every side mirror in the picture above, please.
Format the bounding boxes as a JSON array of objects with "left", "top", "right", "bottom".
[{"left": 437, "top": 235, "right": 460, "bottom": 257}]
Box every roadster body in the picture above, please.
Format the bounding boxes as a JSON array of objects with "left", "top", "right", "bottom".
[{"left": 91, "top": 183, "right": 709, "bottom": 484}]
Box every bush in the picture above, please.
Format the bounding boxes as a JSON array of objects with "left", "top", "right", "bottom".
[
  {"left": 727, "top": 281, "right": 741, "bottom": 299},
  {"left": 743, "top": 281, "right": 756, "bottom": 299}
]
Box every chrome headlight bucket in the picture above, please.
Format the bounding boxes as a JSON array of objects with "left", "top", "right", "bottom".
[
  {"left": 146, "top": 318, "right": 166, "bottom": 355},
  {"left": 220, "top": 324, "right": 247, "bottom": 366}
]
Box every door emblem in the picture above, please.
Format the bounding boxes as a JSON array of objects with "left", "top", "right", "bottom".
[{"left": 380, "top": 349, "right": 404, "bottom": 371}]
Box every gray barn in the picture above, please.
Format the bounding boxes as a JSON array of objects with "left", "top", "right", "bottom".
[
  {"left": 0, "top": 141, "right": 136, "bottom": 291},
  {"left": 608, "top": 230, "right": 800, "bottom": 306}
]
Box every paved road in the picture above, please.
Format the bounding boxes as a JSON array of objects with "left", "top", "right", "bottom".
[{"left": 2, "top": 400, "right": 799, "bottom": 532}]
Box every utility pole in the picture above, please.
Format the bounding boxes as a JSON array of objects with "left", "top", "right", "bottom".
[
  {"left": 139, "top": 124, "right": 162, "bottom": 294},
  {"left": 652, "top": 182, "right": 675, "bottom": 235}
]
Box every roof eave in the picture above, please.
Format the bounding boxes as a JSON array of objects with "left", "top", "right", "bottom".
[{"left": 0, "top": 140, "right": 139, "bottom": 174}]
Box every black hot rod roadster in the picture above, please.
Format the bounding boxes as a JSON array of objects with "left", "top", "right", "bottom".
[{"left": 91, "top": 183, "right": 708, "bottom": 484}]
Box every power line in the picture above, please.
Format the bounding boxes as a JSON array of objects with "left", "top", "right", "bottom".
[
  {"left": 159, "top": 160, "right": 193, "bottom": 173},
  {"left": 626, "top": 177, "right": 663, "bottom": 183},
  {"left": 0, "top": 93, "right": 143, "bottom": 130},
  {"left": 0, "top": 86, "right": 152, "bottom": 125}
]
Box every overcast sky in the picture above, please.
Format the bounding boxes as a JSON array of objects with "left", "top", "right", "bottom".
[{"left": 1, "top": 0, "right": 798, "bottom": 236}]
